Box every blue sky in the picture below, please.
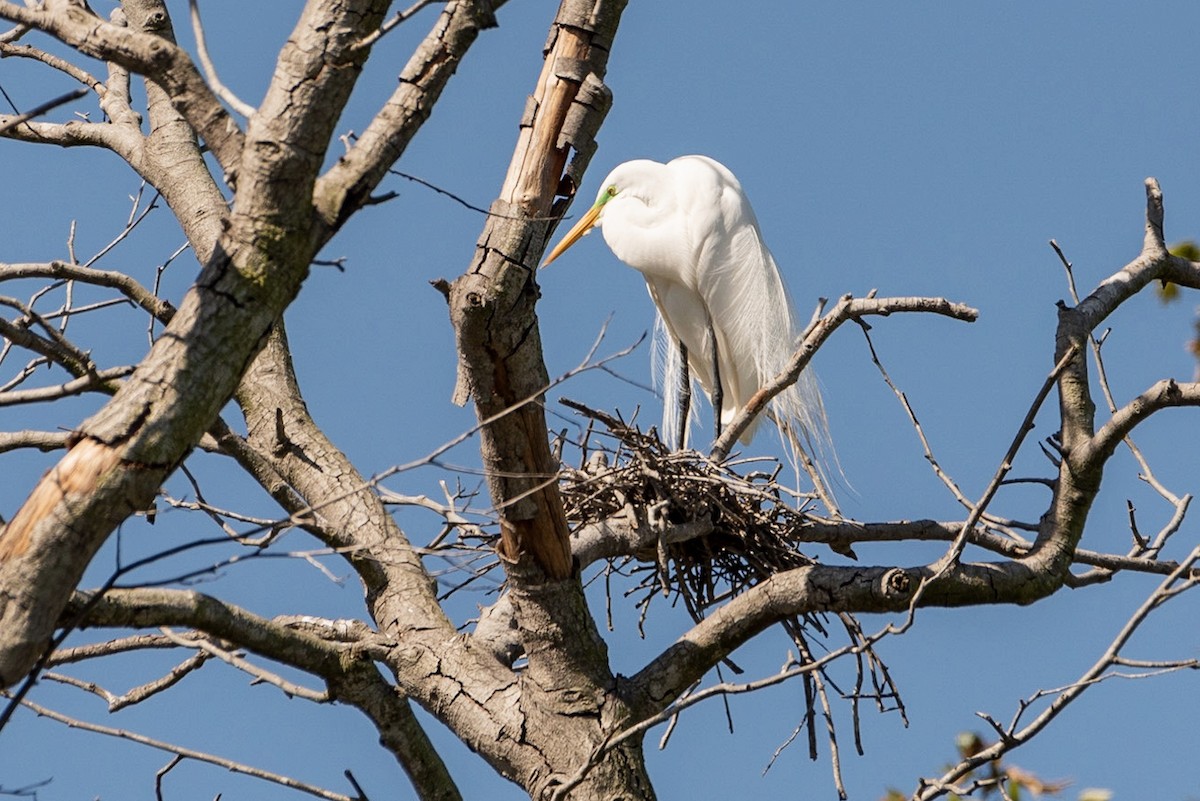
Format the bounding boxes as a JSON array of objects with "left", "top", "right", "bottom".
[{"left": 2, "top": 2, "right": 1199, "bottom": 799}]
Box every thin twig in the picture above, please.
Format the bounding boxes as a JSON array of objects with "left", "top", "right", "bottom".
[
  {"left": 8, "top": 696, "right": 353, "bottom": 801},
  {"left": 713, "top": 294, "right": 978, "bottom": 459},
  {"left": 930, "top": 343, "right": 1081, "bottom": 572},
  {"left": 0, "top": 87, "right": 87, "bottom": 135},
  {"left": 914, "top": 543, "right": 1200, "bottom": 800},
  {"left": 855, "top": 322, "right": 1027, "bottom": 536},
  {"left": 158, "top": 628, "right": 330, "bottom": 702},
  {"left": 155, "top": 755, "right": 183, "bottom": 801},
  {"left": 353, "top": 0, "right": 441, "bottom": 52},
  {"left": 44, "top": 649, "right": 208, "bottom": 711},
  {"left": 189, "top": 0, "right": 256, "bottom": 117},
  {"left": 387, "top": 169, "right": 568, "bottom": 220}
]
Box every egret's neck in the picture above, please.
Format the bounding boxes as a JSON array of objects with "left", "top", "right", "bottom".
[{"left": 599, "top": 195, "right": 687, "bottom": 280}]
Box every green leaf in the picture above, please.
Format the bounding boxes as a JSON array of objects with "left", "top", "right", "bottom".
[
  {"left": 1169, "top": 239, "right": 1200, "bottom": 261},
  {"left": 1160, "top": 240, "right": 1200, "bottom": 303}
]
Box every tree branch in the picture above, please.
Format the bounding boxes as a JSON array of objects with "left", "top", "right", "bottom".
[
  {"left": 914, "top": 544, "right": 1200, "bottom": 800},
  {"left": 0, "top": 0, "right": 244, "bottom": 172},
  {"left": 0, "top": 0, "right": 395, "bottom": 688},
  {"left": 9, "top": 695, "right": 356, "bottom": 801},
  {"left": 326, "top": 661, "right": 465, "bottom": 801},
  {"left": 158, "top": 626, "right": 330, "bottom": 703},
  {"left": 44, "top": 649, "right": 208, "bottom": 711},
  {"left": 0, "top": 42, "right": 102, "bottom": 96},
  {"left": 0, "top": 365, "right": 133, "bottom": 406},
  {"left": 570, "top": 511, "right": 1197, "bottom": 580},
  {"left": 55, "top": 591, "right": 462, "bottom": 800},
  {"left": 65, "top": 587, "right": 368, "bottom": 677},
  {"left": 231, "top": 324, "right": 455, "bottom": 636},
  {"left": 0, "top": 260, "right": 176, "bottom": 321},
  {"left": 0, "top": 430, "right": 70, "bottom": 454},
  {"left": 712, "top": 294, "right": 979, "bottom": 459},
  {"left": 187, "top": 0, "right": 255, "bottom": 118},
  {"left": 316, "top": 0, "right": 504, "bottom": 228},
  {"left": 1073, "top": 379, "right": 1200, "bottom": 470},
  {"left": 0, "top": 86, "right": 87, "bottom": 134},
  {"left": 448, "top": 0, "right": 623, "bottom": 582}
]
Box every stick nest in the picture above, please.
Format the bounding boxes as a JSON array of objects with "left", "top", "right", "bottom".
[
  {"left": 556, "top": 400, "right": 905, "bottom": 760},
  {"left": 557, "top": 400, "right": 828, "bottom": 621}
]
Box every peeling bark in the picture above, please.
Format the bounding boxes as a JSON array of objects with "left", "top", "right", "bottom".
[{"left": 448, "top": 0, "right": 623, "bottom": 581}]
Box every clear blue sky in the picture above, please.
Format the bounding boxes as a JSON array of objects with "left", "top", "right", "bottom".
[{"left": 3, "top": 2, "right": 1199, "bottom": 799}]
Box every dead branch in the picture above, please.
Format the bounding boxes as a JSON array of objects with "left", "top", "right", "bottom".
[
  {"left": 187, "top": 0, "right": 255, "bottom": 118},
  {"left": 158, "top": 627, "right": 330, "bottom": 703},
  {"left": 0, "top": 430, "right": 70, "bottom": 454},
  {"left": 8, "top": 695, "right": 355, "bottom": 801},
  {"left": 857, "top": 322, "right": 1032, "bottom": 536},
  {"left": 914, "top": 544, "right": 1200, "bottom": 800},
  {"left": 0, "top": 365, "right": 133, "bottom": 406},
  {"left": 714, "top": 294, "right": 979, "bottom": 459},
  {"left": 0, "top": 86, "right": 87, "bottom": 134},
  {"left": 0, "top": 0, "right": 244, "bottom": 171},
  {"left": 43, "top": 649, "right": 208, "bottom": 711}
]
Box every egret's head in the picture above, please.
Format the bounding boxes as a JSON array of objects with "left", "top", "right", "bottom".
[{"left": 541, "top": 182, "right": 620, "bottom": 267}]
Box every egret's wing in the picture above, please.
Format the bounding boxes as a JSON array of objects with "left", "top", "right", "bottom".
[
  {"left": 683, "top": 162, "right": 792, "bottom": 436},
  {"left": 726, "top": 222, "right": 836, "bottom": 466},
  {"left": 678, "top": 157, "right": 839, "bottom": 484}
]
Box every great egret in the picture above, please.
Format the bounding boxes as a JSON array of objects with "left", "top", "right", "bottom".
[{"left": 543, "top": 155, "right": 833, "bottom": 485}]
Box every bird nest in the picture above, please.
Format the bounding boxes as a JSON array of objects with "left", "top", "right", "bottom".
[
  {"left": 556, "top": 401, "right": 905, "bottom": 760},
  {"left": 557, "top": 400, "right": 827, "bottom": 623}
]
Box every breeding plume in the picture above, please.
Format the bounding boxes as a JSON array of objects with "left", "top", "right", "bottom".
[{"left": 543, "top": 155, "right": 833, "bottom": 480}]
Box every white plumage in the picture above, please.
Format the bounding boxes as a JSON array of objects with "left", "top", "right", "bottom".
[{"left": 544, "top": 155, "right": 832, "bottom": 481}]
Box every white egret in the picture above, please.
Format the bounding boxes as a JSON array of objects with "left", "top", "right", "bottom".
[{"left": 543, "top": 155, "right": 834, "bottom": 487}]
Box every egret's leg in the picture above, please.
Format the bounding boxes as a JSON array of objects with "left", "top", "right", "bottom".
[
  {"left": 676, "top": 341, "right": 691, "bottom": 449},
  {"left": 707, "top": 320, "right": 723, "bottom": 441}
]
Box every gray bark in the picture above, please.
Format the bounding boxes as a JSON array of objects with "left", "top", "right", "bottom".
[{"left": 1, "top": 3, "right": 1199, "bottom": 801}]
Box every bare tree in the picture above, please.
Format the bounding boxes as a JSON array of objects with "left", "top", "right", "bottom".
[{"left": 0, "top": 2, "right": 1197, "bottom": 800}]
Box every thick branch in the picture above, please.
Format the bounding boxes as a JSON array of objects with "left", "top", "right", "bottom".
[
  {"left": 448, "top": 0, "right": 624, "bottom": 582},
  {"left": 1052, "top": 179, "right": 1199, "bottom": 451},
  {"left": 572, "top": 512, "right": 1195, "bottom": 580},
  {"left": 1073, "top": 379, "right": 1200, "bottom": 469},
  {"left": 315, "top": 0, "right": 503, "bottom": 228},
  {"left": 0, "top": 431, "right": 70, "bottom": 454},
  {"left": 1039, "top": 178, "right": 1195, "bottom": 577},
  {"left": 232, "top": 325, "right": 454, "bottom": 639},
  {"left": 65, "top": 587, "right": 360, "bottom": 677},
  {"left": 441, "top": 14, "right": 635, "bottom": 759},
  {"left": 625, "top": 556, "right": 1055, "bottom": 719},
  {"left": 0, "top": 0, "right": 394, "bottom": 688},
  {"left": 326, "top": 662, "right": 464, "bottom": 801}
]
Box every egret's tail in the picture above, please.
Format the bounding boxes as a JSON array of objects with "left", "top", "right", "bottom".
[
  {"left": 656, "top": 309, "right": 843, "bottom": 513},
  {"left": 769, "top": 369, "right": 843, "bottom": 516}
]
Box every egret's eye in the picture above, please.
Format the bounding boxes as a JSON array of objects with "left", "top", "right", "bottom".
[{"left": 607, "top": 184, "right": 619, "bottom": 197}]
